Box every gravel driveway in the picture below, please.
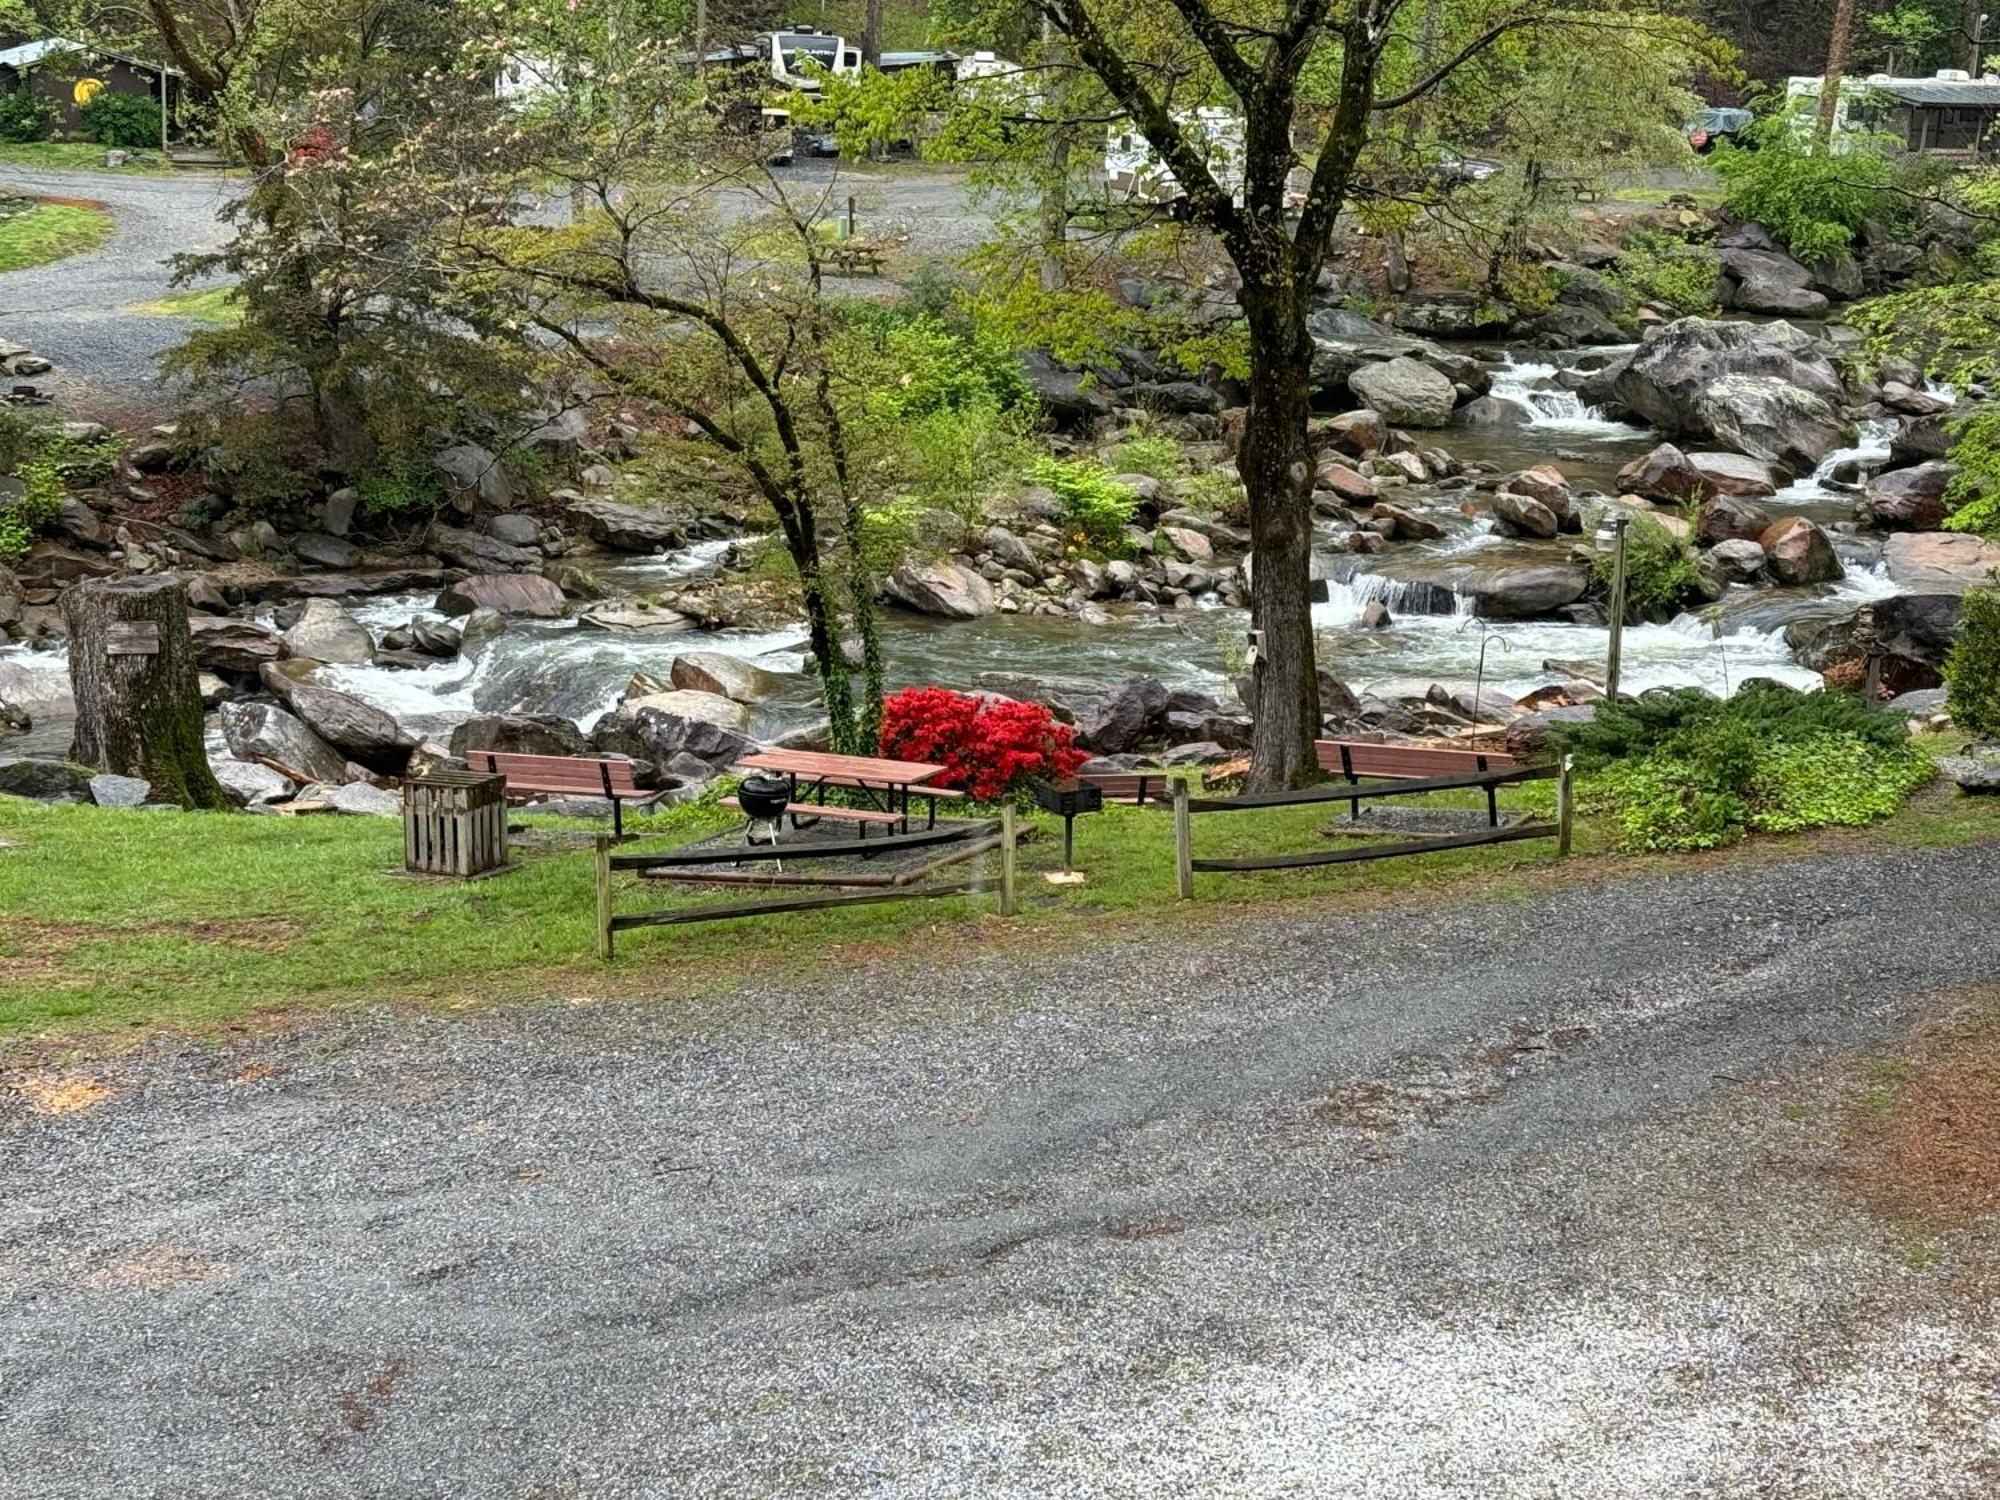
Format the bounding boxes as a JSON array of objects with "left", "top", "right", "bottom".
[
  {"left": 0, "top": 165, "right": 235, "bottom": 414},
  {"left": 6, "top": 840, "right": 2000, "bottom": 1498}
]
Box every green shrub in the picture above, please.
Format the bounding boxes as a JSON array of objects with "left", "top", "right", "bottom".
[
  {"left": 78, "top": 89, "right": 160, "bottom": 151},
  {"left": 1557, "top": 682, "right": 1930, "bottom": 851},
  {"left": 1714, "top": 112, "right": 1896, "bottom": 264},
  {"left": 0, "top": 456, "right": 64, "bottom": 566},
  {"left": 1027, "top": 457, "right": 1137, "bottom": 555},
  {"left": 1945, "top": 579, "right": 2000, "bottom": 737},
  {"left": 1110, "top": 428, "right": 1183, "bottom": 479},
  {"left": 0, "top": 89, "right": 52, "bottom": 144},
  {"left": 1594, "top": 513, "right": 1703, "bottom": 622},
  {"left": 1608, "top": 231, "right": 1719, "bottom": 316}
]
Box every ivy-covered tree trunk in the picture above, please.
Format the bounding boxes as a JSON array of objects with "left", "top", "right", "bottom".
[{"left": 62, "top": 575, "right": 229, "bottom": 810}]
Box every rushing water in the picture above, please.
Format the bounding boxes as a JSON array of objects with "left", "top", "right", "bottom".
[{"left": 0, "top": 350, "right": 1924, "bottom": 750}]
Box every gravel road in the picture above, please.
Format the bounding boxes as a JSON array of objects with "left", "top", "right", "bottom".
[
  {"left": 6, "top": 838, "right": 2000, "bottom": 1498},
  {"left": 0, "top": 166, "right": 235, "bottom": 413}
]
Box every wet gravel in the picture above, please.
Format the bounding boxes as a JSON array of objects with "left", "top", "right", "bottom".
[{"left": 6, "top": 839, "right": 2000, "bottom": 1497}]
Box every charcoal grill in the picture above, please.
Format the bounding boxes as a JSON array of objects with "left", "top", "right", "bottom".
[{"left": 1031, "top": 777, "right": 1103, "bottom": 877}]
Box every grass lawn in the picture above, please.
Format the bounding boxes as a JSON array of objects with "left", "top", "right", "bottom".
[
  {"left": 0, "top": 199, "right": 113, "bottom": 273},
  {"left": 0, "top": 141, "right": 177, "bottom": 174},
  {"left": 132, "top": 284, "right": 241, "bottom": 326},
  {"left": 4, "top": 773, "right": 1997, "bottom": 1047}
]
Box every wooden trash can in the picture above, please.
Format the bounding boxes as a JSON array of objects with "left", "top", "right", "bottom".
[{"left": 403, "top": 770, "right": 510, "bottom": 878}]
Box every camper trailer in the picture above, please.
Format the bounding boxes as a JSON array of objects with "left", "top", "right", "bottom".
[{"left": 1104, "top": 108, "right": 1246, "bottom": 206}]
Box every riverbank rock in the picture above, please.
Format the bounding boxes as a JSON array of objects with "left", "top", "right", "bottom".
[
  {"left": 1491, "top": 491, "right": 1560, "bottom": 539},
  {"left": 1884, "top": 531, "right": 2000, "bottom": 591},
  {"left": 220, "top": 701, "right": 350, "bottom": 785},
  {"left": 1616, "top": 444, "right": 1710, "bottom": 504},
  {"left": 885, "top": 560, "right": 996, "bottom": 619},
  {"left": 1758, "top": 516, "right": 1843, "bottom": 585},
  {"left": 436, "top": 574, "right": 568, "bottom": 618},
  {"left": 327, "top": 781, "right": 401, "bottom": 817},
  {"left": 1612, "top": 318, "right": 1845, "bottom": 446},
  {"left": 1348, "top": 357, "right": 1457, "bottom": 428},
  {"left": 578, "top": 600, "right": 693, "bottom": 634},
  {"left": 435, "top": 442, "right": 512, "bottom": 510},
  {"left": 1697, "top": 496, "right": 1773, "bottom": 546},
  {"left": 1939, "top": 744, "right": 2000, "bottom": 793},
  {"left": 622, "top": 688, "right": 750, "bottom": 733},
  {"left": 1074, "top": 675, "right": 1170, "bottom": 754},
  {"left": 281, "top": 599, "right": 374, "bottom": 666},
  {"left": 285, "top": 682, "right": 415, "bottom": 770},
  {"left": 431, "top": 524, "right": 539, "bottom": 574},
  {"left": 1716, "top": 247, "right": 1831, "bottom": 318},
  {"left": 0, "top": 757, "right": 94, "bottom": 801},
  {"left": 189, "top": 617, "right": 284, "bottom": 675},
  {"left": 1317, "top": 409, "right": 1387, "bottom": 458},
  {"left": 88, "top": 773, "right": 152, "bottom": 808},
  {"left": 211, "top": 757, "right": 295, "bottom": 807},
  {"left": 1695, "top": 374, "right": 1847, "bottom": 475},
  {"left": 566, "top": 499, "right": 684, "bottom": 553},
  {"left": 448, "top": 713, "right": 587, "bottom": 759},
  {"left": 1858, "top": 461, "right": 1955, "bottom": 532},
  {"left": 1688, "top": 452, "right": 1781, "bottom": 499},
  {"left": 1709, "top": 538, "right": 1768, "bottom": 581},
  {"left": 670, "top": 652, "right": 790, "bottom": 704},
  {"left": 1463, "top": 563, "right": 1591, "bottom": 620},
  {"left": 589, "top": 706, "right": 751, "bottom": 779}
]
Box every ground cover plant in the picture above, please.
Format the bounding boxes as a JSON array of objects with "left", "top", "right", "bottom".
[
  {"left": 1557, "top": 682, "right": 1935, "bottom": 851},
  {"left": 0, "top": 198, "right": 113, "bottom": 273}
]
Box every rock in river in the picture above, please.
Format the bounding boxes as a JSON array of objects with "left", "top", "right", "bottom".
[
  {"left": 284, "top": 682, "right": 415, "bottom": 771},
  {"left": 1461, "top": 563, "right": 1591, "bottom": 620},
  {"left": 1884, "top": 531, "right": 2000, "bottom": 591},
  {"left": 436, "top": 574, "right": 568, "bottom": 619},
  {"left": 448, "top": 714, "right": 587, "bottom": 759},
  {"left": 623, "top": 689, "right": 750, "bottom": 734},
  {"left": 1858, "top": 461, "right": 1955, "bottom": 533},
  {"left": 1347, "top": 356, "right": 1457, "bottom": 429},
  {"left": 1758, "top": 516, "right": 1843, "bottom": 586},
  {"left": 219, "top": 701, "right": 350, "bottom": 785},
  {"left": 578, "top": 600, "right": 694, "bottom": 634},
  {"left": 281, "top": 598, "right": 374, "bottom": 666},
  {"left": 885, "top": 560, "right": 996, "bottom": 619},
  {"left": 566, "top": 499, "right": 684, "bottom": 553},
  {"left": 670, "top": 652, "right": 790, "bottom": 704}
]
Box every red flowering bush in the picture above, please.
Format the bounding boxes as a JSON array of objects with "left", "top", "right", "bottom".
[{"left": 879, "top": 687, "right": 1088, "bottom": 802}]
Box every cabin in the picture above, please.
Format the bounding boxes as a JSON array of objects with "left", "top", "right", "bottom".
[
  {"left": 0, "top": 36, "right": 185, "bottom": 143},
  {"left": 1786, "top": 70, "right": 2000, "bottom": 159}
]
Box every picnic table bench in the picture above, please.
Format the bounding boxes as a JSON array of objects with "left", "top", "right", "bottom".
[
  {"left": 1078, "top": 769, "right": 1180, "bottom": 805},
  {"left": 1316, "top": 738, "right": 1521, "bottom": 826},
  {"left": 826, "top": 240, "right": 890, "bottom": 276},
  {"left": 467, "top": 750, "right": 665, "bottom": 838},
  {"left": 728, "top": 748, "right": 962, "bottom": 835}
]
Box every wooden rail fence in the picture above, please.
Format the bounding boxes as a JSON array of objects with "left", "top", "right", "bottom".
[
  {"left": 593, "top": 810, "right": 1017, "bottom": 957},
  {"left": 1172, "top": 758, "right": 1574, "bottom": 898}
]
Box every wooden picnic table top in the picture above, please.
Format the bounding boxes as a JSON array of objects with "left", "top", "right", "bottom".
[{"left": 735, "top": 748, "right": 948, "bottom": 786}]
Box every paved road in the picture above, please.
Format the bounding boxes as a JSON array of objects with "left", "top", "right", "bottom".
[
  {"left": 0, "top": 165, "right": 235, "bottom": 412},
  {"left": 6, "top": 837, "right": 2000, "bottom": 1498}
]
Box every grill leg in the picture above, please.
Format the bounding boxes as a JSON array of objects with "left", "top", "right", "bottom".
[
  {"left": 613, "top": 797, "right": 624, "bottom": 840},
  {"left": 1486, "top": 786, "right": 1498, "bottom": 828}
]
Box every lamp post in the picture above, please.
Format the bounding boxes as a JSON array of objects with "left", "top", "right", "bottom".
[{"left": 1594, "top": 513, "right": 1630, "bottom": 700}]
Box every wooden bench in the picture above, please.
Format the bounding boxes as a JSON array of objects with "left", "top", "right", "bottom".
[
  {"left": 1316, "top": 739, "right": 1521, "bottom": 826},
  {"left": 826, "top": 241, "right": 889, "bottom": 276},
  {"left": 1079, "top": 770, "right": 1179, "bottom": 806},
  {"left": 468, "top": 751, "right": 665, "bottom": 838}
]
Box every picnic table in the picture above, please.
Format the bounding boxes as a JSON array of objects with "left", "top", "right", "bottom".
[{"left": 729, "top": 748, "right": 965, "bottom": 833}]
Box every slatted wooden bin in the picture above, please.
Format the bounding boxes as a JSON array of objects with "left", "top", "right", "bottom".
[{"left": 403, "top": 770, "right": 510, "bottom": 878}]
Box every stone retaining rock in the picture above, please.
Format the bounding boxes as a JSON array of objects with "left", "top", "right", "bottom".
[{"left": 220, "top": 701, "right": 350, "bottom": 785}]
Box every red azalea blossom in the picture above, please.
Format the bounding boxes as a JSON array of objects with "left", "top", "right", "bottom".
[{"left": 879, "top": 687, "right": 1087, "bottom": 802}]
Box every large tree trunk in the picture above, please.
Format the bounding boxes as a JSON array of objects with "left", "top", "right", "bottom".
[
  {"left": 1816, "top": 0, "right": 1857, "bottom": 152},
  {"left": 1236, "top": 280, "right": 1322, "bottom": 791},
  {"left": 62, "top": 575, "right": 229, "bottom": 810}
]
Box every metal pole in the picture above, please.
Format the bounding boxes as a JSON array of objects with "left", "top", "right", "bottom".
[
  {"left": 846, "top": 193, "right": 857, "bottom": 240},
  {"left": 1557, "top": 755, "right": 1575, "bottom": 858},
  {"left": 1605, "top": 516, "right": 1629, "bottom": 701},
  {"left": 1061, "top": 814, "right": 1075, "bottom": 875},
  {"left": 594, "top": 836, "right": 614, "bottom": 960}
]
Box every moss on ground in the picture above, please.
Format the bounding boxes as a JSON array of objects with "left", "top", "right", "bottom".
[{"left": 0, "top": 199, "right": 114, "bottom": 273}]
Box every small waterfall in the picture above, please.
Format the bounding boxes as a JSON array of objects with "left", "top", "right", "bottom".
[
  {"left": 1317, "top": 569, "right": 1475, "bottom": 626},
  {"left": 1487, "top": 355, "right": 1633, "bottom": 436}
]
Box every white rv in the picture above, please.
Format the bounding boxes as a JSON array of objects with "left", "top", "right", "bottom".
[{"left": 1105, "top": 108, "right": 1246, "bottom": 205}]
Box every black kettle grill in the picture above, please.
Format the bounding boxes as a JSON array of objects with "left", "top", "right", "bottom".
[{"left": 737, "top": 774, "right": 792, "bottom": 824}]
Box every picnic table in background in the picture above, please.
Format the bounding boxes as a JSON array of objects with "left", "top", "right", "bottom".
[{"left": 727, "top": 748, "right": 967, "bottom": 832}]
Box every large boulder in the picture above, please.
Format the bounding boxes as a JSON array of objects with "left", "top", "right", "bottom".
[
  {"left": 1694, "top": 374, "right": 1848, "bottom": 475},
  {"left": 291, "top": 532, "right": 362, "bottom": 570},
  {"left": 16, "top": 542, "right": 118, "bottom": 592},
  {"left": 0, "top": 757, "right": 94, "bottom": 801},
  {"left": 1612, "top": 317, "right": 1845, "bottom": 440},
  {"left": 588, "top": 706, "right": 752, "bottom": 778},
  {"left": 430, "top": 524, "right": 539, "bottom": 574},
  {"left": 210, "top": 757, "right": 296, "bottom": 808},
  {"left": 1758, "top": 516, "right": 1844, "bottom": 586},
  {"left": 284, "top": 681, "right": 415, "bottom": 770},
  {"left": 621, "top": 689, "right": 750, "bottom": 733},
  {"left": 578, "top": 601, "right": 694, "bottom": 634},
  {"left": 1074, "top": 675, "right": 1170, "bottom": 754},
  {"left": 281, "top": 598, "right": 375, "bottom": 666},
  {"left": 1715, "top": 248, "right": 1831, "bottom": 318},
  {"left": 1884, "top": 531, "right": 2000, "bottom": 592},
  {"left": 884, "top": 560, "right": 996, "bottom": 619},
  {"left": 219, "top": 701, "right": 349, "bottom": 785},
  {"left": 447, "top": 713, "right": 587, "bottom": 759},
  {"left": 188, "top": 617, "right": 285, "bottom": 676},
  {"left": 434, "top": 442, "right": 512, "bottom": 510},
  {"left": 1686, "top": 452, "right": 1781, "bottom": 499},
  {"left": 436, "top": 574, "right": 568, "bottom": 618},
  {"left": 1491, "top": 491, "right": 1560, "bottom": 539},
  {"left": 1021, "top": 352, "right": 1114, "bottom": 430},
  {"left": 1317, "top": 409, "right": 1387, "bottom": 458},
  {"left": 1462, "top": 563, "right": 1591, "bottom": 620},
  {"left": 1347, "top": 356, "right": 1457, "bottom": 428},
  {"left": 1858, "top": 461, "right": 1955, "bottom": 532},
  {"left": 565, "top": 499, "right": 684, "bottom": 553},
  {"left": 670, "top": 652, "right": 791, "bottom": 704},
  {"left": 1503, "top": 704, "right": 1601, "bottom": 760}
]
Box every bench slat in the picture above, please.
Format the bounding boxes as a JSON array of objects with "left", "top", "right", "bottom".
[{"left": 473, "top": 751, "right": 644, "bottom": 794}]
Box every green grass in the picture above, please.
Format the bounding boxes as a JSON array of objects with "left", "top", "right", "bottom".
[
  {"left": 5, "top": 768, "right": 1997, "bottom": 1045},
  {"left": 132, "top": 284, "right": 241, "bottom": 326},
  {"left": 0, "top": 141, "right": 177, "bottom": 174},
  {"left": 0, "top": 199, "right": 113, "bottom": 273}
]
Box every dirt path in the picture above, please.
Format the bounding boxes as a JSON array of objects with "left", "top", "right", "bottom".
[{"left": 6, "top": 837, "right": 2000, "bottom": 1497}]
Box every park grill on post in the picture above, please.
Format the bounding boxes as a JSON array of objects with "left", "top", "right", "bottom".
[
  {"left": 402, "top": 769, "right": 509, "bottom": 878},
  {"left": 1032, "top": 776, "right": 1103, "bottom": 877}
]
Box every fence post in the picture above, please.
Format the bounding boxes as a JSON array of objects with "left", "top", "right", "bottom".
[
  {"left": 594, "top": 836, "right": 614, "bottom": 960},
  {"left": 999, "top": 805, "right": 1018, "bottom": 917},
  {"left": 1556, "top": 755, "right": 1575, "bottom": 858},
  {"left": 1173, "top": 780, "right": 1194, "bottom": 900}
]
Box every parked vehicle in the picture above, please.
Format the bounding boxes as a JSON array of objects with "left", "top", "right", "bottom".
[{"left": 1687, "top": 106, "right": 1754, "bottom": 154}]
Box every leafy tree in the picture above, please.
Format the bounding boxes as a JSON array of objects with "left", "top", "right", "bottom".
[
  {"left": 1714, "top": 104, "right": 1898, "bottom": 264},
  {"left": 959, "top": 0, "right": 1717, "bottom": 788},
  {"left": 1945, "top": 578, "right": 2000, "bottom": 737}
]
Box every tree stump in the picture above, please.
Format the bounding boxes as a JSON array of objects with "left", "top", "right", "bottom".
[{"left": 61, "top": 574, "right": 229, "bottom": 810}]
